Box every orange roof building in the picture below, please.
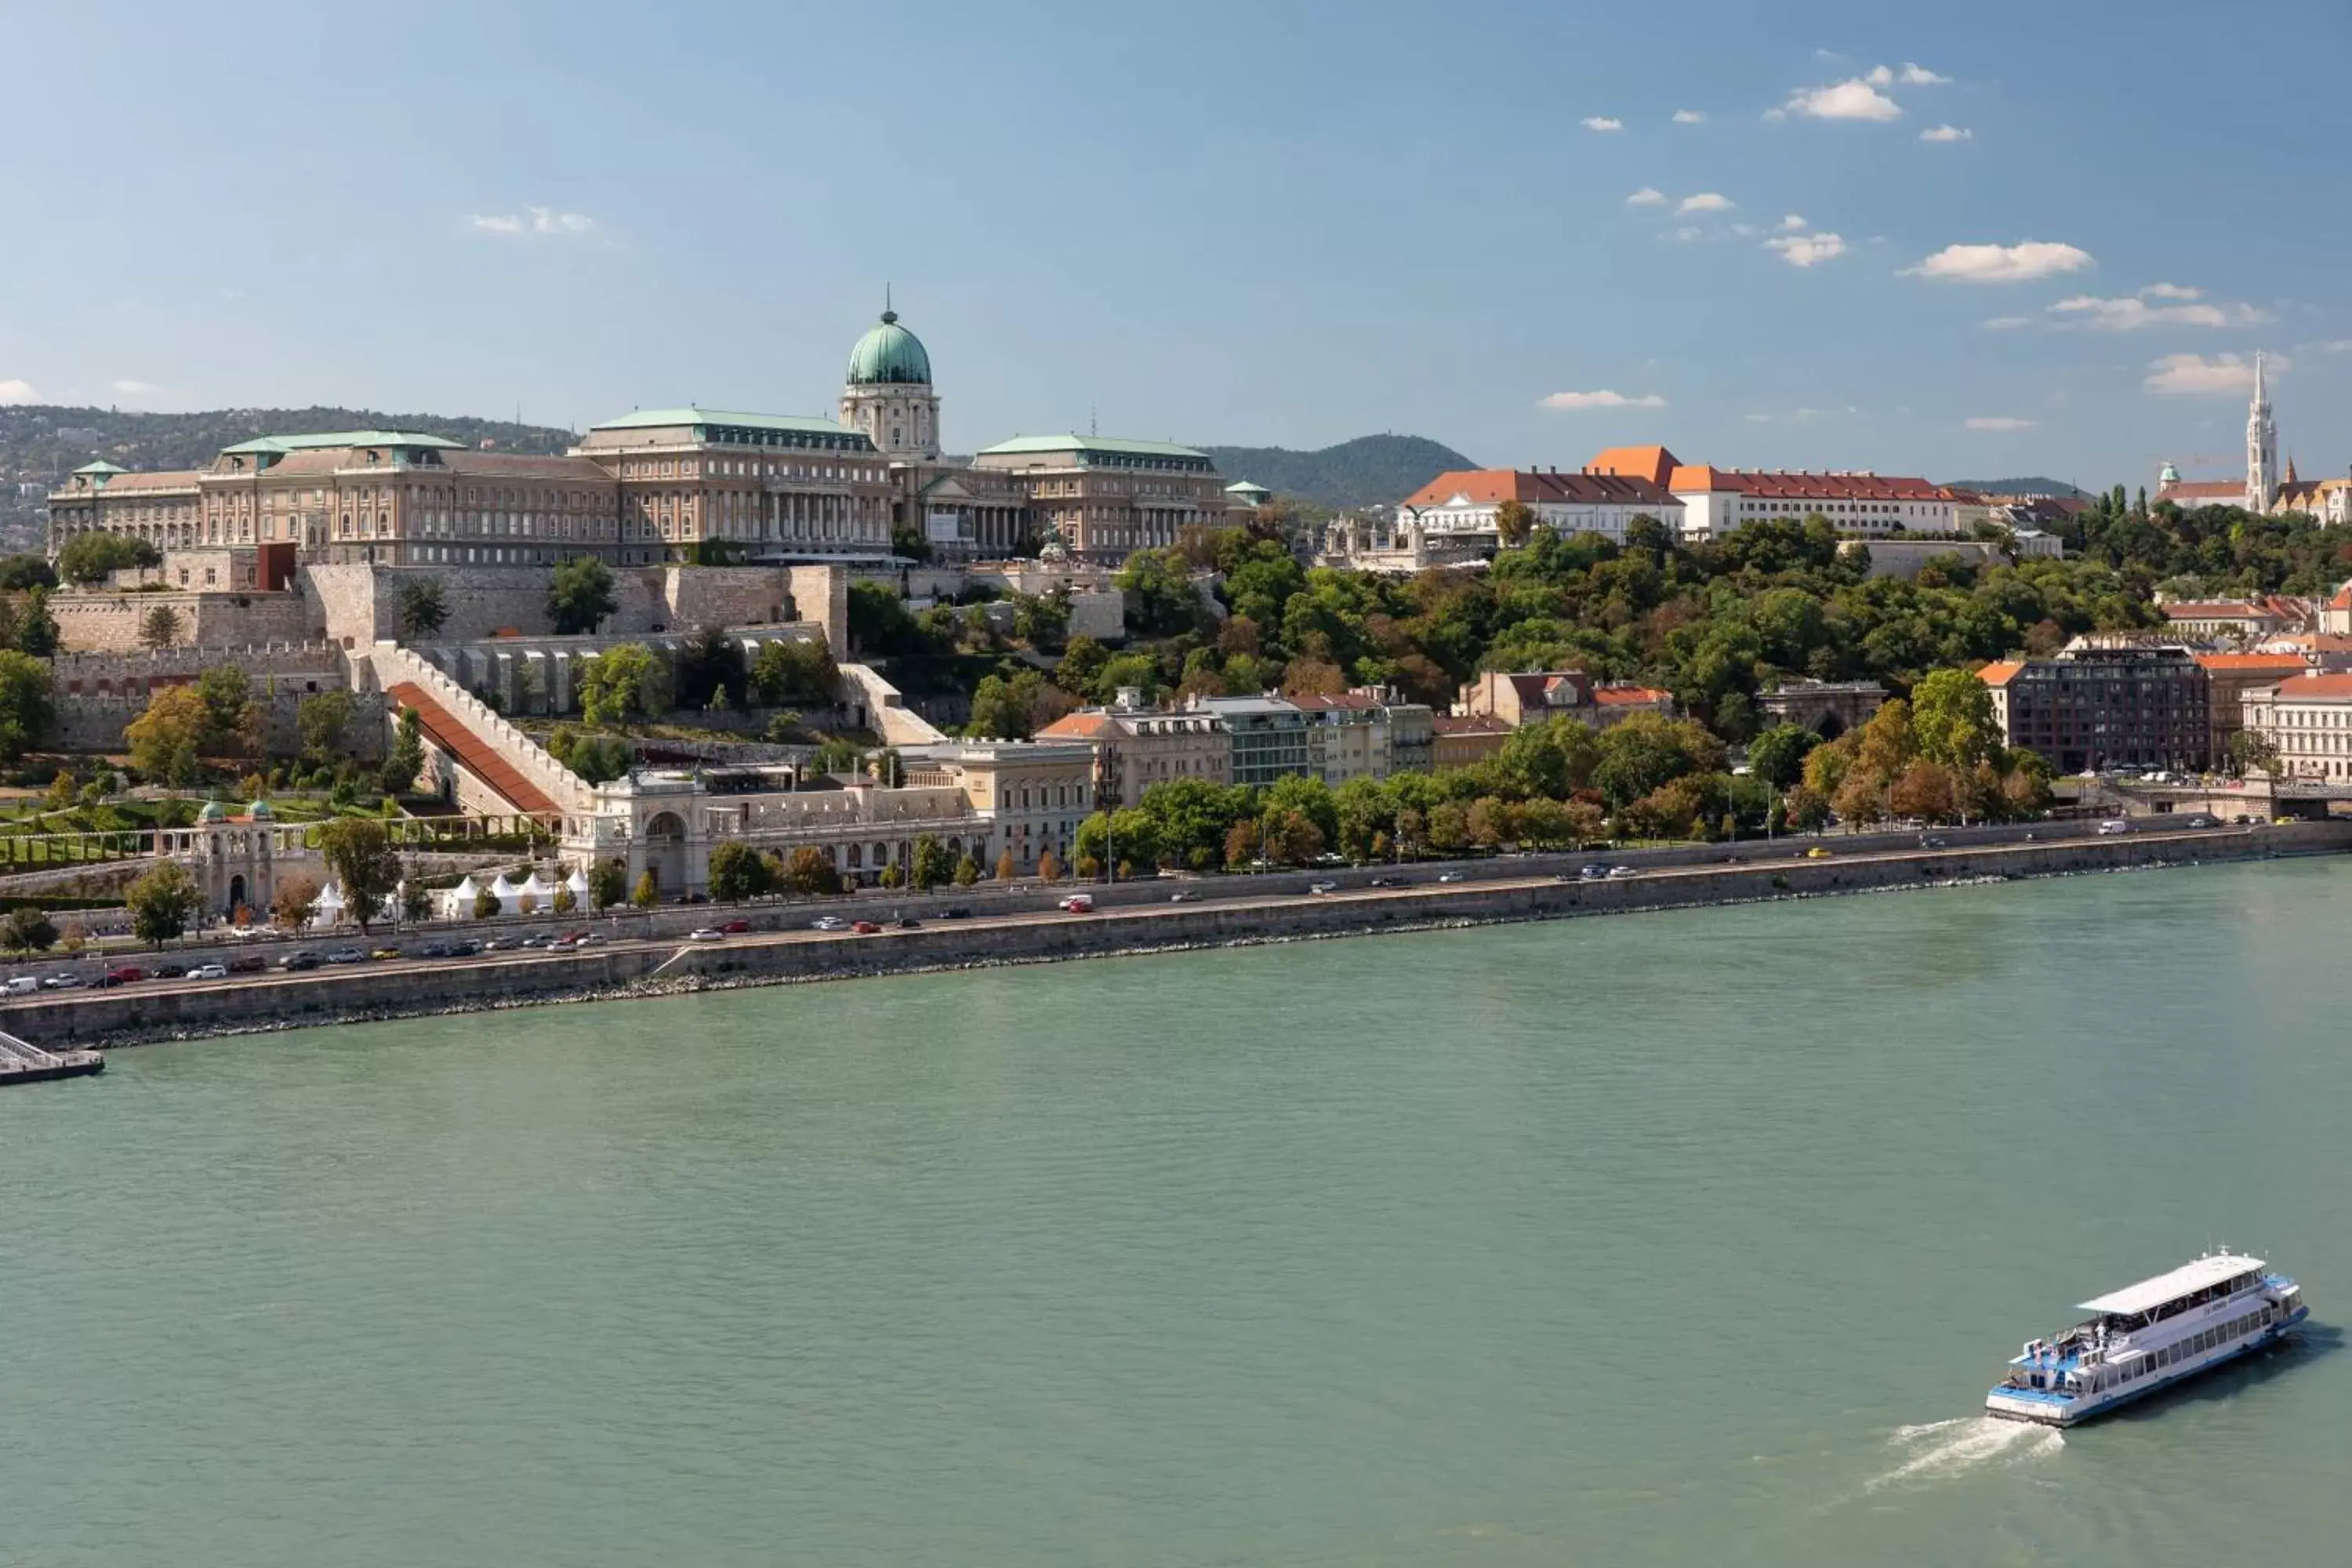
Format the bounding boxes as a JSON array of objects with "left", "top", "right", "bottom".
[{"left": 1397, "top": 467, "right": 1682, "bottom": 550}]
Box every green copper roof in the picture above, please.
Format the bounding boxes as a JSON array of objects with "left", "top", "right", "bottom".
[
  {"left": 216, "top": 430, "right": 464, "bottom": 456},
  {"left": 845, "top": 310, "right": 932, "bottom": 386},
  {"left": 72, "top": 460, "right": 129, "bottom": 476},
  {"left": 590, "top": 408, "right": 852, "bottom": 436},
  {"left": 976, "top": 434, "right": 1210, "bottom": 460}
]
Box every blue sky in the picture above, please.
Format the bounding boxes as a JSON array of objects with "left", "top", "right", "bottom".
[{"left": 4, "top": 0, "right": 2347, "bottom": 490}]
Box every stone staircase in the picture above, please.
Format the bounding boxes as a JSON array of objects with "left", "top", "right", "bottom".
[{"left": 372, "top": 644, "right": 592, "bottom": 819}]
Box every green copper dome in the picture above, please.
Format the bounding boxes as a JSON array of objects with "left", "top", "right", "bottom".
[{"left": 845, "top": 309, "right": 931, "bottom": 387}]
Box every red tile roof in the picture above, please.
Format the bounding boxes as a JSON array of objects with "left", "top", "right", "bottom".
[
  {"left": 2259, "top": 673, "right": 2352, "bottom": 700},
  {"left": 2157, "top": 481, "right": 2245, "bottom": 503},
  {"left": 1402, "top": 468, "right": 1677, "bottom": 509},
  {"left": 2164, "top": 601, "right": 2274, "bottom": 619},
  {"left": 1592, "top": 685, "right": 1673, "bottom": 705},
  {"left": 1432, "top": 713, "right": 1512, "bottom": 735},
  {"left": 1666, "top": 466, "right": 1955, "bottom": 501},
  {"left": 1035, "top": 712, "right": 1120, "bottom": 740},
  {"left": 1974, "top": 660, "right": 2025, "bottom": 687},
  {"left": 1584, "top": 445, "right": 1682, "bottom": 488},
  {"left": 2194, "top": 653, "right": 2310, "bottom": 671}
]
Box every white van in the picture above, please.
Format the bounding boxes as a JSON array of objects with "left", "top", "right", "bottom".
[{"left": 5, "top": 975, "right": 37, "bottom": 995}]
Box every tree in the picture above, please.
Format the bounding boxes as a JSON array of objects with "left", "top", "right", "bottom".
[
  {"left": 909, "top": 833, "right": 956, "bottom": 891},
  {"left": 1259, "top": 808, "right": 1326, "bottom": 866},
  {"left": 397, "top": 578, "right": 449, "bottom": 640},
  {"left": 1493, "top": 499, "right": 1537, "bottom": 548},
  {"left": 403, "top": 875, "right": 433, "bottom": 924},
  {"left": 877, "top": 862, "right": 903, "bottom": 889},
  {"left": 751, "top": 639, "right": 840, "bottom": 706},
  {"left": 139, "top": 604, "right": 183, "bottom": 650},
  {"left": 0, "top": 554, "right": 56, "bottom": 591},
  {"left": 579, "top": 644, "right": 670, "bottom": 728},
  {"left": 548, "top": 556, "right": 618, "bottom": 634},
  {"left": 953, "top": 854, "right": 980, "bottom": 886},
  {"left": 993, "top": 847, "right": 1017, "bottom": 882},
  {"left": 474, "top": 887, "right": 503, "bottom": 920},
  {"left": 126, "top": 861, "right": 201, "bottom": 947},
  {"left": 125, "top": 685, "right": 208, "bottom": 786},
  {"left": 631, "top": 869, "right": 659, "bottom": 909},
  {"left": 43, "top": 769, "right": 75, "bottom": 813},
  {"left": 1224, "top": 818, "right": 1261, "bottom": 867},
  {"left": 2228, "top": 728, "right": 2282, "bottom": 777},
  {"left": 297, "top": 689, "right": 356, "bottom": 764},
  {"left": 2, "top": 907, "right": 57, "bottom": 953},
  {"left": 677, "top": 625, "right": 750, "bottom": 712},
  {"left": 57, "top": 532, "right": 158, "bottom": 586},
  {"left": 192, "top": 665, "right": 259, "bottom": 756},
  {"left": 1784, "top": 784, "right": 1830, "bottom": 834},
  {"left": 707, "top": 840, "right": 769, "bottom": 902},
  {"left": 318, "top": 818, "right": 401, "bottom": 934},
  {"left": 548, "top": 725, "right": 632, "bottom": 785},
  {"left": 1744, "top": 723, "right": 1820, "bottom": 791},
  {"left": 1911, "top": 669, "right": 2001, "bottom": 770},
  {"left": 0, "top": 652, "right": 56, "bottom": 764},
  {"left": 13, "top": 587, "right": 59, "bottom": 657},
  {"left": 1036, "top": 849, "right": 1062, "bottom": 883},
  {"left": 379, "top": 706, "right": 426, "bottom": 796},
  {"left": 589, "top": 858, "right": 628, "bottom": 910},
  {"left": 1889, "top": 759, "right": 1956, "bottom": 822},
  {"left": 273, "top": 873, "right": 321, "bottom": 931},
  {"left": 783, "top": 846, "right": 839, "bottom": 896}
]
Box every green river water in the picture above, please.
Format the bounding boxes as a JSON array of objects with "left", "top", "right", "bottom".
[{"left": 4, "top": 861, "right": 2348, "bottom": 1566}]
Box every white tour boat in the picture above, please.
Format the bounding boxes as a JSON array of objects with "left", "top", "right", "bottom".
[{"left": 1986, "top": 1252, "right": 2307, "bottom": 1426}]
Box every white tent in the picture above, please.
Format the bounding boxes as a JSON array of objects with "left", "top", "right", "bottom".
[
  {"left": 441, "top": 875, "right": 481, "bottom": 921},
  {"left": 563, "top": 865, "right": 591, "bottom": 901},
  {"left": 311, "top": 881, "right": 347, "bottom": 929},
  {"left": 517, "top": 869, "right": 559, "bottom": 912},
  {"left": 487, "top": 873, "right": 521, "bottom": 916}
]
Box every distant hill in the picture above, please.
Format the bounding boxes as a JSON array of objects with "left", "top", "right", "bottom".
[
  {"left": 0, "top": 402, "right": 582, "bottom": 552},
  {"left": 1941, "top": 476, "right": 2093, "bottom": 499},
  {"left": 1202, "top": 434, "right": 1475, "bottom": 511}
]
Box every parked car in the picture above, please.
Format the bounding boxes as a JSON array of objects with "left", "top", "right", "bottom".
[
  {"left": 942, "top": 907, "right": 973, "bottom": 920},
  {"left": 1805, "top": 847, "right": 1833, "bottom": 859},
  {"left": 548, "top": 937, "right": 579, "bottom": 950},
  {"left": 1579, "top": 863, "right": 1610, "bottom": 881},
  {"left": 1167, "top": 891, "right": 1196, "bottom": 902},
  {"left": 1437, "top": 871, "right": 1465, "bottom": 884},
  {"left": 519, "top": 934, "right": 552, "bottom": 949},
  {"left": 851, "top": 920, "right": 882, "bottom": 935},
  {"left": 39, "top": 971, "right": 83, "bottom": 989},
  {"left": 101, "top": 966, "right": 145, "bottom": 985},
  {"left": 720, "top": 919, "right": 750, "bottom": 935},
  {"left": 1308, "top": 880, "right": 1338, "bottom": 895},
  {"left": 480, "top": 937, "right": 517, "bottom": 952},
  {"left": 1919, "top": 835, "right": 1948, "bottom": 848},
  {"left": 325, "top": 948, "right": 366, "bottom": 964},
  {"left": 2183, "top": 814, "right": 2219, "bottom": 829},
  {"left": 811, "top": 916, "right": 848, "bottom": 931},
  {"left": 227, "top": 954, "right": 267, "bottom": 974},
  {"left": 895, "top": 916, "right": 922, "bottom": 930},
  {"left": 450, "top": 940, "right": 482, "bottom": 957},
  {"left": 371, "top": 947, "right": 403, "bottom": 961},
  {"left": 1606, "top": 865, "right": 1642, "bottom": 880},
  {"left": 1057, "top": 894, "right": 1095, "bottom": 913},
  {"left": 2096, "top": 819, "right": 2130, "bottom": 837},
  {"left": 573, "top": 933, "right": 606, "bottom": 947},
  {"left": 415, "top": 942, "right": 453, "bottom": 959},
  {"left": 148, "top": 960, "right": 190, "bottom": 980},
  {"left": 688, "top": 927, "right": 725, "bottom": 942},
  {"left": 188, "top": 964, "right": 230, "bottom": 981}
]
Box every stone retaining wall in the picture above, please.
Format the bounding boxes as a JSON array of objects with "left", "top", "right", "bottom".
[{"left": 9, "top": 822, "right": 2344, "bottom": 1046}]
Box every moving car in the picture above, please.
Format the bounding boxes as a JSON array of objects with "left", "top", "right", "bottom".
[
  {"left": 811, "top": 916, "right": 848, "bottom": 931},
  {"left": 1168, "top": 891, "right": 1197, "bottom": 902},
  {"left": 1579, "top": 863, "right": 1610, "bottom": 881},
  {"left": 851, "top": 920, "right": 882, "bottom": 935},
  {"left": 101, "top": 966, "right": 145, "bottom": 985},
  {"left": 5, "top": 975, "right": 40, "bottom": 995},
  {"left": 325, "top": 948, "right": 366, "bottom": 964},
  {"left": 942, "top": 907, "right": 973, "bottom": 920},
  {"left": 2096, "top": 819, "right": 2129, "bottom": 837},
  {"left": 1057, "top": 894, "right": 1095, "bottom": 913},
  {"left": 1606, "top": 865, "right": 1642, "bottom": 880},
  {"left": 227, "top": 954, "right": 267, "bottom": 974},
  {"left": 371, "top": 947, "right": 402, "bottom": 961},
  {"left": 1437, "top": 871, "right": 1466, "bottom": 884},
  {"left": 480, "top": 937, "right": 517, "bottom": 952},
  {"left": 1805, "top": 846, "right": 1833, "bottom": 858},
  {"left": 2182, "top": 814, "right": 2219, "bottom": 829},
  {"left": 277, "top": 951, "right": 322, "bottom": 971},
  {"left": 720, "top": 920, "right": 750, "bottom": 935},
  {"left": 1919, "top": 835, "right": 1948, "bottom": 848},
  {"left": 39, "top": 971, "right": 83, "bottom": 989},
  {"left": 688, "top": 927, "right": 725, "bottom": 942},
  {"left": 1307, "top": 880, "right": 1338, "bottom": 895},
  {"left": 188, "top": 964, "right": 230, "bottom": 981},
  {"left": 895, "top": 916, "right": 921, "bottom": 930}
]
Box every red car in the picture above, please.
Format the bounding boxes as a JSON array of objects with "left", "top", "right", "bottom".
[
  {"left": 102, "top": 965, "right": 145, "bottom": 985},
  {"left": 720, "top": 919, "right": 750, "bottom": 935},
  {"left": 851, "top": 920, "right": 881, "bottom": 935}
]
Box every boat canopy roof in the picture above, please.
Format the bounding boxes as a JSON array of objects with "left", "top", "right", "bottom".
[{"left": 2078, "top": 1254, "right": 2265, "bottom": 1317}]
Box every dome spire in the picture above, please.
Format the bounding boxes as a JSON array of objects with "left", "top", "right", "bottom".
[{"left": 881, "top": 281, "right": 896, "bottom": 325}]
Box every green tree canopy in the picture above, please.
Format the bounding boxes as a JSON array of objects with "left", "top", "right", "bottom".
[
  {"left": 547, "top": 556, "right": 618, "bottom": 635},
  {"left": 126, "top": 861, "right": 201, "bottom": 947},
  {"left": 579, "top": 644, "right": 670, "bottom": 728},
  {"left": 318, "top": 818, "right": 402, "bottom": 934}
]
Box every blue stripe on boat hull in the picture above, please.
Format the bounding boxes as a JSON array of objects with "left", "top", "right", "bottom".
[{"left": 1986, "top": 1308, "right": 2308, "bottom": 1427}]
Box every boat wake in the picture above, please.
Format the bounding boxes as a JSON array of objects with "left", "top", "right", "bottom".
[{"left": 1864, "top": 1416, "right": 2062, "bottom": 1492}]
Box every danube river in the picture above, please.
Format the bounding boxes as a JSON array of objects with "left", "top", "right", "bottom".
[{"left": 5, "top": 861, "right": 2348, "bottom": 1565}]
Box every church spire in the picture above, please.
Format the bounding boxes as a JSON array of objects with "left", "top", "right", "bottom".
[{"left": 2246, "top": 347, "right": 2278, "bottom": 514}]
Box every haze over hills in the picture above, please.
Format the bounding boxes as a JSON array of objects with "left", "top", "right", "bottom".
[{"left": 1200, "top": 435, "right": 1475, "bottom": 513}]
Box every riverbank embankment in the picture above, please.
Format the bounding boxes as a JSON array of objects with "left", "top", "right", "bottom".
[{"left": 6, "top": 821, "right": 2345, "bottom": 1049}]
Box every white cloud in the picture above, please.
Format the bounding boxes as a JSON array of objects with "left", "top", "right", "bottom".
[
  {"left": 1965, "top": 416, "right": 2036, "bottom": 431},
  {"left": 0, "top": 378, "right": 37, "bottom": 404},
  {"left": 1581, "top": 116, "right": 1624, "bottom": 132},
  {"left": 465, "top": 206, "right": 597, "bottom": 238},
  {"left": 1538, "top": 390, "right": 1668, "bottom": 411},
  {"left": 1777, "top": 213, "right": 1809, "bottom": 231},
  {"left": 1902, "top": 241, "right": 2095, "bottom": 282},
  {"left": 1981, "top": 315, "right": 2033, "bottom": 330},
  {"left": 1626, "top": 187, "right": 1668, "bottom": 207},
  {"left": 1919, "top": 125, "right": 1972, "bottom": 142},
  {"left": 1784, "top": 78, "right": 1903, "bottom": 121},
  {"left": 1730, "top": 223, "right": 1759, "bottom": 237},
  {"left": 2048, "top": 293, "right": 2267, "bottom": 330},
  {"left": 1672, "top": 109, "right": 1707, "bottom": 124},
  {"left": 1766, "top": 230, "right": 1848, "bottom": 267},
  {"left": 1897, "top": 63, "right": 1951, "bottom": 84},
  {"left": 1664, "top": 226, "right": 1704, "bottom": 242},
  {"left": 1864, "top": 64, "right": 1894, "bottom": 85},
  {"left": 1678, "top": 191, "right": 1733, "bottom": 213},
  {"left": 2299, "top": 338, "right": 2352, "bottom": 354},
  {"left": 112, "top": 379, "right": 158, "bottom": 395},
  {"left": 2140, "top": 282, "right": 2201, "bottom": 299},
  {"left": 2144, "top": 352, "right": 2282, "bottom": 395}
]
